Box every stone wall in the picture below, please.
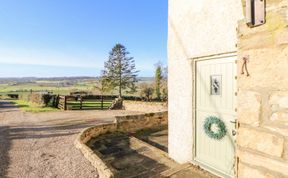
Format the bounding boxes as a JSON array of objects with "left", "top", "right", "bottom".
[
  {"left": 115, "top": 112, "right": 168, "bottom": 132},
  {"left": 78, "top": 111, "right": 168, "bottom": 144},
  {"left": 123, "top": 101, "right": 167, "bottom": 113},
  {"left": 27, "top": 93, "right": 43, "bottom": 105},
  {"left": 236, "top": 0, "right": 288, "bottom": 177},
  {"left": 75, "top": 123, "right": 116, "bottom": 178}
]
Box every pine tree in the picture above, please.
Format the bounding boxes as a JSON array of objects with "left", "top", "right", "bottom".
[{"left": 102, "top": 44, "right": 139, "bottom": 98}]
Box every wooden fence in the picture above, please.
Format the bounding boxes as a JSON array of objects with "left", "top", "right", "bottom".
[{"left": 58, "top": 95, "right": 117, "bottom": 110}]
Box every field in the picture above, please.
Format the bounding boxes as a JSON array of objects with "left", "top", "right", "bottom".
[
  {"left": 0, "top": 77, "right": 154, "bottom": 112},
  {"left": 0, "top": 79, "right": 97, "bottom": 96},
  {"left": 0, "top": 77, "right": 153, "bottom": 97}
]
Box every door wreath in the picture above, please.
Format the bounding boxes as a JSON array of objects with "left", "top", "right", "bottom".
[{"left": 203, "top": 116, "right": 227, "bottom": 140}]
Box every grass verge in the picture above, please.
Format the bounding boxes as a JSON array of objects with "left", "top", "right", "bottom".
[{"left": 10, "top": 99, "right": 59, "bottom": 113}]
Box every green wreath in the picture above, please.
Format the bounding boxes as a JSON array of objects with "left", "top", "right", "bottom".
[{"left": 203, "top": 116, "right": 227, "bottom": 140}]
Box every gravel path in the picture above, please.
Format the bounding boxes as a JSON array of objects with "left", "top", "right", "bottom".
[{"left": 0, "top": 100, "right": 142, "bottom": 178}]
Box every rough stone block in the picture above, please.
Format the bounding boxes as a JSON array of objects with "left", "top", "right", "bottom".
[
  {"left": 270, "top": 112, "right": 288, "bottom": 123},
  {"left": 238, "top": 163, "right": 275, "bottom": 178},
  {"left": 263, "top": 123, "right": 288, "bottom": 137},
  {"left": 123, "top": 101, "right": 167, "bottom": 113},
  {"left": 276, "top": 29, "right": 288, "bottom": 46},
  {"left": 238, "top": 8, "right": 288, "bottom": 50},
  {"left": 238, "top": 91, "right": 261, "bottom": 126},
  {"left": 237, "top": 47, "right": 288, "bottom": 90},
  {"left": 238, "top": 127, "right": 284, "bottom": 157},
  {"left": 237, "top": 150, "right": 288, "bottom": 176},
  {"left": 284, "top": 140, "right": 288, "bottom": 160},
  {"left": 270, "top": 93, "right": 288, "bottom": 111}
]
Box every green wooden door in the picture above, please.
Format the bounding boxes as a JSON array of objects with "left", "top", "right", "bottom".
[{"left": 195, "top": 56, "right": 237, "bottom": 177}]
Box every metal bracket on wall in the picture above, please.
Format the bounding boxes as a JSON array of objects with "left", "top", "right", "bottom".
[
  {"left": 241, "top": 56, "right": 250, "bottom": 77},
  {"left": 246, "top": 0, "right": 266, "bottom": 27}
]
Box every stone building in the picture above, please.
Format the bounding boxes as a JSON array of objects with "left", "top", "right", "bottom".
[{"left": 168, "top": 0, "right": 288, "bottom": 177}]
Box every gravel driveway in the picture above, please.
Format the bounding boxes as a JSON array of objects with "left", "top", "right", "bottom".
[{"left": 0, "top": 100, "right": 142, "bottom": 178}]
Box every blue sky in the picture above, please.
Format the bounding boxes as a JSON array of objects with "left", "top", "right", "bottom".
[{"left": 0, "top": 0, "right": 167, "bottom": 77}]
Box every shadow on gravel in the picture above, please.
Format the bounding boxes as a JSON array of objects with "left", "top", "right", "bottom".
[
  {"left": 0, "top": 101, "right": 19, "bottom": 113},
  {"left": 0, "top": 100, "right": 16, "bottom": 106},
  {"left": 7, "top": 123, "right": 97, "bottom": 140},
  {"left": 0, "top": 126, "right": 11, "bottom": 178}
]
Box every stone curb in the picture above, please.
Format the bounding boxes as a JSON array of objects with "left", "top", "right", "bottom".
[{"left": 74, "top": 123, "right": 116, "bottom": 178}]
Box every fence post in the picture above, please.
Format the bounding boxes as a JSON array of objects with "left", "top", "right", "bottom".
[
  {"left": 101, "top": 95, "right": 104, "bottom": 110},
  {"left": 64, "top": 96, "right": 67, "bottom": 110},
  {"left": 80, "top": 97, "right": 83, "bottom": 110}
]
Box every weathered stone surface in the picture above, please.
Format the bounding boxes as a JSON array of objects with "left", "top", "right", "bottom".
[
  {"left": 237, "top": 150, "right": 288, "bottom": 176},
  {"left": 266, "top": 0, "right": 287, "bottom": 7},
  {"left": 115, "top": 112, "right": 168, "bottom": 132},
  {"left": 238, "top": 163, "right": 275, "bottom": 178},
  {"left": 270, "top": 112, "right": 288, "bottom": 123},
  {"left": 109, "top": 98, "right": 123, "bottom": 110},
  {"left": 167, "top": 164, "right": 215, "bottom": 178},
  {"left": 237, "top": 47, "right": 288, "bottom": 90},
  {"left": 284, "top": 140, "right": 288, "bottom": 160},
  {"left": 263, "top": 123, "right": 288, "bottom": 137},
  {"left": 238, "top": 91, "right": 261, "bottom": 126},
  {"left": 238, "top": 127, "right": 284, "bottom": 157},
  {"left": 270, "top": 93, "right": 288, "bottom": 111},
  {"left": 276, "top": 29, "right": 288, "bottom": 46},
  {"left": 235, "top": 0, "right": 288, "bottom": 177},
  {"left": 123, "top": 101, "right": 167, "bottom": 113},
  {"left": 237, "top": 9, "right": 288, "bottom": 50}
]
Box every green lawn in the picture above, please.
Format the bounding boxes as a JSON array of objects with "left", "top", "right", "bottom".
[
  {"left": 10, "top": 99, "right": 59, "bottom": 113},
  {"left": 66, "top": 100, "right": 113, "bottom": 109}
]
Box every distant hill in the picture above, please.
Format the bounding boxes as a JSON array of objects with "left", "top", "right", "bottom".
[
  {"left": 137, "top": 77, "right": 154, "bottom": 82},
  {"left": 0, "top": 77, "right": 97, "bottom": 84},
  {"left": 0, "top": 76, "right": 154, "bottom": 84}
]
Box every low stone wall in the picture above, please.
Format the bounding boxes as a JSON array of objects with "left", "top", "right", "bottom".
[
  {"left": 24, "top": 93, "right": 57, "bottom": 107},
  {"left": 123, "top": 101, "right": 167, "bottom": 112},
  {"left": 28, "top": 93, "right": 43, "bottom": 105},
  {"left": 75, "top": 123, "right": 116, "bottom": 178},
  {"left": 115, "top": 112, "right": 168, "bottom": 132},
  {"left": 75, "top": 111, "right": 168, "bottom": 178}
]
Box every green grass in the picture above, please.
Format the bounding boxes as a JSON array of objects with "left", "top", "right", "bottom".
[
  {"left": 10, "top": 99, "right": 59, "bottom": 113},
  {"left": 66, "top": 100, "right": 113, "bottom": 109},
  {"left": 0, "top": 80, "right": 96, "bottom": 94}
]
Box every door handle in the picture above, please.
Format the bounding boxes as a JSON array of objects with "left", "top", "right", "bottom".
[
  {"left": 230, "top": 120, "right": 237, "bottom": 128},
  {"left": 230, "top": 120, "right": 237, "bottom": 124},
  {"left": 230, "top": 120, "right": 237, "bottom": 136}
]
